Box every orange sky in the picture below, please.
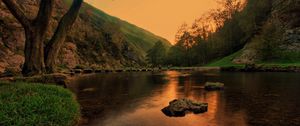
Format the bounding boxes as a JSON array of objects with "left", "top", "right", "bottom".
[{"left": 85, "top": 0, "right": 218, "bottom": 43}]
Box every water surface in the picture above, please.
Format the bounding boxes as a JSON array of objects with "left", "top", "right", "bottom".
[{"left": 69, "top": 71, "right": 300, "bottom": 126}]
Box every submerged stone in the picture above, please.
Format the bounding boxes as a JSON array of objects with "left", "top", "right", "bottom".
[
  {"left": 161, "top": 98, "right": 208, "bottom": 117},
  {"left": 82, "top": 88, "right": 96, "bottom": 92},
  {"left": 204, "top": 82, "right": 224, "bottom": 91},
  {"left": 83, "top": 69, "right": 94, "bottom": 73}
]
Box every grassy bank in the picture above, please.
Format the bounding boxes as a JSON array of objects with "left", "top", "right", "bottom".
[
  {"left": 206, "top": 50, "right": 300, "bottom": 68},
  {"left": 256, "top": 61, "right": 300, "bottom": 67},
  {"left": 0, "top": 82, "right": 80, "bottom": 126},
  {"left": 206, "top": 51, "right": 244, "bottom": 68}
]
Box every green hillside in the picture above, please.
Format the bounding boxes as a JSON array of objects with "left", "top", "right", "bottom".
[{"left": 65, "top": 0, "right": 171, "bottom": 56}]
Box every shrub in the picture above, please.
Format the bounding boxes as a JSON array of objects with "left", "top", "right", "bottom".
[
  {"left": 74, "top": 64, "right": 85, "bottom": 69},
  {"left": 0, "top": 82, "right": 80, "bottom": 126}
]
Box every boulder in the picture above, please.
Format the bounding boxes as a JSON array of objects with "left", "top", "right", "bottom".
[
  {"left": 83, "top": 69, "right": 93, "bottom": 74},
  {"left": 205, "top": 82, "right": 224, "bottom": 91},
  {"left": 73, "top": 69, "right": 82, "bottom": 74},
  {"left": 94, "top": 69, "right": 103, "bottom": 73},
  {"left": 161, "top": 98, "right": 208, "bottom": 117}
]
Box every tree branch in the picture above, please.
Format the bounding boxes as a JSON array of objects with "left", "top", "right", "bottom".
[
  {"left": 34, "top": 0, "right": 54, "bottom": 28},
  {"left": 45, "top": 0, "right": 83, "bottom": 72},
  {"left": 46, "top": 0, "right": 83, "bottom": 49},
  {"left": 2, "top": 0, "right": 31, "bottom": 28}
]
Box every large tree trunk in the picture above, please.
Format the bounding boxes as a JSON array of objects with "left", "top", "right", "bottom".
[
  {"left": 22, "top": 27, "right": 46, "bottom": 76},
  {"left": 2, "top": 0, "right": 54, "bottom": 76},
  {"left": 2, "top": 0, "right": 83, "bottom": 76},
  {"left": 45, "top": 0, "right": 83, "bottom": 73}
]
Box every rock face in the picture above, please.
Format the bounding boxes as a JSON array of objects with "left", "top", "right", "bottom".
[
  {"left": 204, "top": 82, "right": 224, "bottom": 91},
  {"left": 233, "top": 0, "right": 300, "bottom": 63},
  {"left": 161, "top": 98, "right": 208, "bottom": 117}
]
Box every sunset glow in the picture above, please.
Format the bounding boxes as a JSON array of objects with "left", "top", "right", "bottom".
[{"left": 85, "top": 0, "right": 218, "bottom": 43}]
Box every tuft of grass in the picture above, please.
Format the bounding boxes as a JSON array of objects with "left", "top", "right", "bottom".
[{"left": 0, "top": 82, "right": 80, "bottom": 126}]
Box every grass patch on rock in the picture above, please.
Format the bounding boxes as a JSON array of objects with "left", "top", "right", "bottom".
[{"left": 0, "top": 82, "right": 80, "bottom": 126}]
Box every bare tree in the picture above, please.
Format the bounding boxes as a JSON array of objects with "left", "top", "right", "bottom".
[
  {"left": 210, "top": 0, "right": 245, "bottom": 29},
  {"left": 2, "top": 0, "right": 83, "bottom": 76},
  {"left": 175, "top": 23, "right": 188, "bottom": 43}
]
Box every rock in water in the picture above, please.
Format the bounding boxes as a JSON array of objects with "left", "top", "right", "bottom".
[
  {"left": 204, "top": 82, "right": 224, "bottom": 91},
  {"left": 161, "top": 98, "right": 208, "bottom": 117}
]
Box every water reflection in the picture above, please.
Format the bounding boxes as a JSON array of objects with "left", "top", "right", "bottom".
[{"left": 69, "top": 71, "right": 300, "bottom": 126}]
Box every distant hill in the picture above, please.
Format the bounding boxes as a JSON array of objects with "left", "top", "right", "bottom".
[
  {"left": 74, "top": 1, "right": 171, "bottom": 56},
  {"left": 0, "top": 0, "right": 171, "bottom": 72}
]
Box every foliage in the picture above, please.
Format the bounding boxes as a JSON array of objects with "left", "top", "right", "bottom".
[
  {"left": 146, "top": 41, "right": 168, "bottom": 66},
  {"left": 166, "top": 45, "right": 185, "bottom": 66},
  {"left": 259, "top": 20, "right": 284, "bottom": 60},
  {"left": 165, "top": 0, "right": 274, "bottom": 66},
  {"left": 0, "top": 82, "right": 80, "bottom": 126}
]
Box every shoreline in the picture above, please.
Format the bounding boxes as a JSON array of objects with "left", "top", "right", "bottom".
[
  {"left": 220, "top": 64, "right": 300, "bottom": 72},
  {"left": 2, "top": 65, "right": 300, "bottom": 82}
]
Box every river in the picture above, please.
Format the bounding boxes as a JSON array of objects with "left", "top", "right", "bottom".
[{"left": 69, "top": 71, "right": 300, "bottom": 126}]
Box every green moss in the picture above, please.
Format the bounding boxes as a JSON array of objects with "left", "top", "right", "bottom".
[{"left": 0, "top": 82, "right": 80, "bottom": 126}]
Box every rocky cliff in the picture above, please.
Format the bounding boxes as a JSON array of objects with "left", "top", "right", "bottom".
[
  {"left": 0, "top": 0, "right": 170, "bottom": 73},
  {"left": 233, "top": 0, "right": 300, "bottom": 64}
]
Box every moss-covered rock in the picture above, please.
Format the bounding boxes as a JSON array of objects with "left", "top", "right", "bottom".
[
  {"left": 204, "top": 82, "right": 225, "bottom": 91},
  {"left": 161, "top": 98, "right": 208, "bottom": 117}
]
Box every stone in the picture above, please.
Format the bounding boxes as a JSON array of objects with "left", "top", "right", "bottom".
[
  {"left": 161, "top": 98, "right": 208, "bottom": 117},
  {"left": 74, "top": 69, "right": 82, "bottom": 74},
  {"left": 94, "top": 70, "right": 103, "bottom": 73},
  {"left": 204, "top": 82, "right": 224, "bottom": 91},
  {"left": 115, "top": 69, "right": 123, "bottom": 72},
  {"left": 82, "top": 88, "right": 96, "bottom": 92},
  {"left": 83, "top": 69, "right": 93, "bottom": 74}
]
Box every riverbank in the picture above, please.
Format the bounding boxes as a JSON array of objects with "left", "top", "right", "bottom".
[
  {"left": 2, "top": 64, "right": 300, "bottom": 82},
  {"left": 206, "top": 51, "right": 300, "bottom": 72},
  {"left": 221, "top": 64, "right": 300, "bottom": 72},
  {"left": 69, "top": 67, "right": 220, "bottom": 74},
  {"left": 0, "top": 82, "right": 80, "bottom": 126},
  {"left": 70, "top": 65, "right": 300, "bottom": 74}
]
